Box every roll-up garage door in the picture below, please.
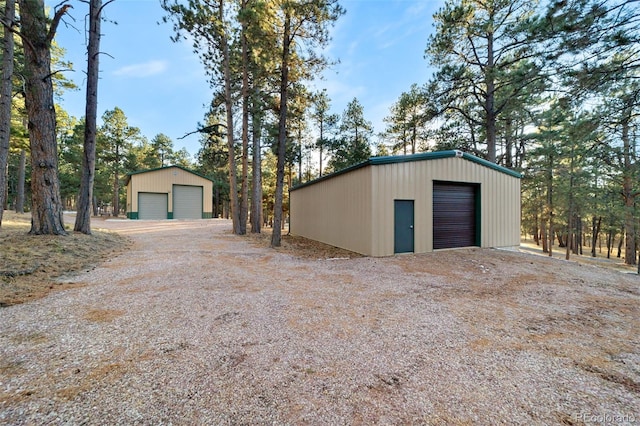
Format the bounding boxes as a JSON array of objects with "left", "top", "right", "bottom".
[
  {"left": 173, "top": 185, "right": 203, "bottom": 219},
  {"left": 433, "top": 182, "right": 478, "bottom": 249},
  {"left": 138, "top": 193, "right": 168, "bottom": 220}
]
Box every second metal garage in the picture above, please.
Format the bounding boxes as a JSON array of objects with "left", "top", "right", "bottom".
[{"left": 289, "top": 150, "right": 521, "bottom": 256}]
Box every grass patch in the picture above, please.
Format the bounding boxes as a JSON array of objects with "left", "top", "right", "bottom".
[{"left": 1, "top": 211, "right": 131, "bottom": 307}]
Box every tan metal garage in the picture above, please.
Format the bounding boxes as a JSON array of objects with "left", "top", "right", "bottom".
[
  {"left": 138, "top": 192, "right": 168, "bottom": 219},
  {"left": 289, "top": 150, "right": 521, "bottom": 256},
  {"left": 125, "top": 166, "right": 213, "bottom": 220}
]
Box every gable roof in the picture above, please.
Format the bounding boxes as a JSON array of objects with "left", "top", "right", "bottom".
[
  {"left": 124, "top": 165, "right": 215, "bottom": 186},
  {"left": 291, "top": 150, "right": 522, "bottom": 192}
]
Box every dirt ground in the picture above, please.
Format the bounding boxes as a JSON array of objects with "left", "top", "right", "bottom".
[{"left": 1, "top": 217, "right": 638, "bottom": 424}]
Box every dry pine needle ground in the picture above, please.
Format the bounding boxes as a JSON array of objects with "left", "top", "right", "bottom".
[{"left": 0, "top": 212, "right": 130, "bottom": 307}]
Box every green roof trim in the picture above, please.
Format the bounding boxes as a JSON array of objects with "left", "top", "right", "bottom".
[
  {"left": 291, "top": 150, "right": 522, "bottom": 192},
  {"left": 124, "top": 165, "right": 215, "bottom": 185}
]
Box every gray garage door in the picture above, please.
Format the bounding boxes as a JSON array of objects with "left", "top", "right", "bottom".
[
  {"left": 433, "top": 182, "right": 478, "bottom": 249},
  {"left": 138, "top": 193, "right": 168, "bottom": 220},
  {"left": 173, "top": 185, "right": 203, "bottom": 219}
]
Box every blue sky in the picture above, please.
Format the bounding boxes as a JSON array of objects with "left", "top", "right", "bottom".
[{"left": 50, "top": 0, "right": 442, "bottom": 159}]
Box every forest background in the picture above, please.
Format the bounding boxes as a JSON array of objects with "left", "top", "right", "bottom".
[{"left": 1, "top": 0, "right": 639, "bottom": 264}]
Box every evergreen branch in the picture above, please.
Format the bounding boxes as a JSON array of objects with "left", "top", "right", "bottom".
[
  {"left": 178, "top": 124, "right": 227, "bottom": 140},
  {"left": 0, "top": 14, "right": 36, "bottom": 56}
]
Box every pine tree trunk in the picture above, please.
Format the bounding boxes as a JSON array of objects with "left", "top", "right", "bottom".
[
  {"left": 319, "top": 120, "right": 324, "bottom": 177},
  {"left": 577, "top": 217, "right": 583, "bottom": 255},
  {"left": 0, "top": 0, "right": 15, "bottom": 227},
  {"left": 15, "top": 149, "right": 25, "bottom": 213},
  {"left": 617, "top": 230, "right": 623, "bottom": 258},
  {"left": 485, "top": 30, "right": 496, "bottom": 163},
  {"left": 239, "top": 16, "right": 249, "bottom": 235},
  {"left": 75, "top": 0, "right": 102, "bottom": 234},
  {"left": 112, "top": 143, "right": 120, "bottom": 217},
  {"left": 219, "top": 0, "right": 239, "bottom": 234},
  {"left": 298, "top": 127, "right": 303, "bottom": 183},
  {"left": 591, "top": 216, "right": 601, "bottom": 258},
  {"left": 565, "top": 215, "right": 572, "bottom": 260},
  {"left": 541, "top": 219, "right": 547, "bottom": 253},
  {"left": 622, "top": 99, "right": 637, "bottom": 265},
  {"left": 546, "top": 151, "right": 553, "bottom": 257},
  {"left": 250, "top": 106, "right": 262, "bottom": 233},
  {"left": 20, "top": 0, "right": 70, "bottom": 235},
  {"left": 271, "top": 10, "right": 291, "bottom": 248}
]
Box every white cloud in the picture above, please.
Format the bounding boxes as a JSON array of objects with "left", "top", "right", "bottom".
[{"left": 113, "top": 60, "right": 168, "bottom": 78}]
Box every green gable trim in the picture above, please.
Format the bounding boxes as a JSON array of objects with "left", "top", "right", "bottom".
[
  {"left": 368, "top": 150, "right": 457, "bottom": 165},
  {"left": 291, "top": 150, "right": 521, "bottom": 192},
  {"left": 124, "top": 165, "right": 215, "bottom": 186},
  {"left": 368, "top": 150, "right": 522, "bottom": 178},
  {"left": 461, "top": 152, "right": 522, "bottom": 179}
]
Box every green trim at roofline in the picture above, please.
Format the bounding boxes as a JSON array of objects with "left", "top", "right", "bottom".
[
  {"left": 291, "top": 150, "right": 522, "bottom": 191},
  {"left": 124, "top": 165, "right": 215, "bottom": 186}
]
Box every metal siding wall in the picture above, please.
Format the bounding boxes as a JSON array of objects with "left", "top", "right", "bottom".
[
  {"left": 128, "top": 168, "right": 213, "bottom": 216},
  {"left": 290, "top": 167, "right": 373, "bottom": 255},
  {"left": 372, "top": 157, "right": 520, "bottom": 256},
  {"left": 127, "top": 181, "right": 133, "bottom": 213},
  {"left": 371, "top": 162, "right": 431, "bottom": 256},
  {"left": 292, "top": 157, "right": 520, "bottom": 257}
]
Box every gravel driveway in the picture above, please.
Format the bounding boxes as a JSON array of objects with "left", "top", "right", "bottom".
[{"left": 1, "top": 219, "right": 639, "bottom": 425}]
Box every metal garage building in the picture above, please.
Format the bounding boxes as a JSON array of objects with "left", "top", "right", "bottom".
[
  {"left": 289, "top": 150, "right": 521, "bottom": 256},
  {"left": 125, "top": 165, "right": 213, "bottom": 220}
]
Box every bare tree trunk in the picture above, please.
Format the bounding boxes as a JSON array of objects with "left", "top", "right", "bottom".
[
  {"left": 0, "top": 0, "right": 15, "bottom": 226},
  {"left": 271, "top": 10, "right": 291, "bottom": 248},
  {"left": 20, "top": 0, "right": 70, "bottom": 235},
  {"left": 75, "top": 0, "right": 103, "bottom": 234},
  {"left": 15, "top": 149, "right": 25, "bottom": 213}
]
